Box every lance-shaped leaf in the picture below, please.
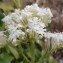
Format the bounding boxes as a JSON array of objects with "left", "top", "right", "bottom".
[{"left": 8, "top": 45, "right": 19, "bottom": 59}]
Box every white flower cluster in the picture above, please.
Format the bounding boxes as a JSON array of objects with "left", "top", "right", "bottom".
[
  {"left": 2, "top": 4, "right": 52, "bottom": 44},
  {"left": 44, "top": 32, "right": 63, "bottom": 47}
]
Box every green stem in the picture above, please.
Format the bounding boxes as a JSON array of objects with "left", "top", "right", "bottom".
[
  {"left": 30, "top": 41, "right": 35, "bottom": 63},
  {"left": 18, "top": 44, "right": 30, "bottom": 63}
]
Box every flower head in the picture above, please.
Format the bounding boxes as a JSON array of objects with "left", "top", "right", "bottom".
[{"left": 2, "top": 4, "right": 52, "bottom": 45}]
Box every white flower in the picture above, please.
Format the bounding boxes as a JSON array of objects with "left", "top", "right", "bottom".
[
  {"left": 2, "top": 3, "right": 52, "bottom": 45},
  {"left": 28, "top": 17, "right": 46, "bottom": 36},
  {"left": 8, "top": 25, "right": 25, "bottom": 42},
  {"left": 44, "top": 32, "right": 63, "bottom": 47},
  {"left": 2, "top": 15, "right": 14, "bottom": 25}
]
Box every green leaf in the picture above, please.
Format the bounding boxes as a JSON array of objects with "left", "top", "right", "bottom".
[
  {"left": 8, "top": 45, "right": 19, "bottom": 59},
  {"left": 13, "top": 0, "right": 22, "bottom": 9},
  {"left": 0, "top": 52, "right": 13, "bottom": 63},
  {"left": 0, "top": 2, "right": 14, "bottom": 12},
  {"left": 20, "top": 61, "right": 24, "bottom": 63},
  {"left": 0, "top": 12, "right": 4, "bottom": 27},
  {"left": 49, "top": 56, "right": 57, "bottom": 63},
  {"left": 0, "top": 12, "right": 4, "bottom": 20}
]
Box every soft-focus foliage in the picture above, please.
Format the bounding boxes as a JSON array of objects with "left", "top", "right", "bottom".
[
  {"left": 0, "top": 0, "right": 22, "bottom": 14},
  {"left": 0, "top": 13, "right": 4, "bottom": 30},
  {"left": 13, "top": 0, "right": 22, "bottom": 8},
  {"left": 0, "top": 48, "right": 14, "bottom": 63},
  {"left": 0, "top": 2, "right": 14, "bottom": 13}
]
